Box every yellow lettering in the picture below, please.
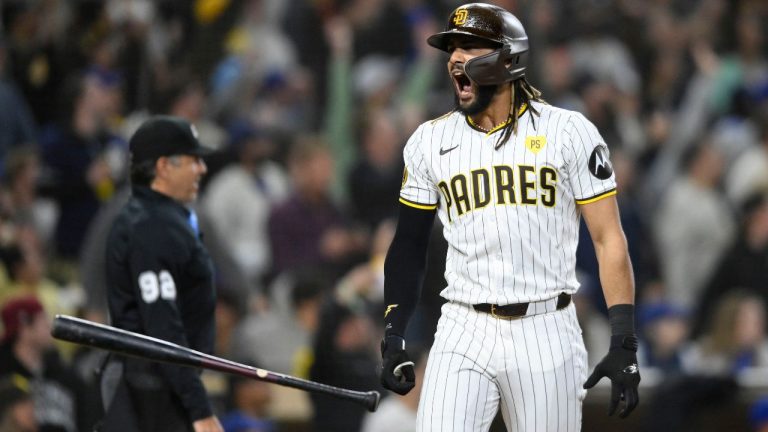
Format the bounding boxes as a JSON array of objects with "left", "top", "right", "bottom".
[
  {"left": 494, "top": 165, "right": 515, "bottom": 205},
  {"left": 438, "top": 181, "right": 453, "bottom": 222},
  {"left": 540, "top": 167, "right": 557, "bottom": 207},
  {"left": 519, "top": 165, "right": 536, "bottom": 205},
  {"left": 471, "top": 169, "right": 491, "bottom": 209},
  {"left": 439, "top": 165, "right": 558, "bottom": 219},
  {"left": 451, "top": 174, "right": 471, "bottom": 216}
]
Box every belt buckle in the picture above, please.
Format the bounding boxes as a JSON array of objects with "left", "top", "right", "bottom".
[{"left": 490, "top": 304, "right": 518, "bottom": 321}]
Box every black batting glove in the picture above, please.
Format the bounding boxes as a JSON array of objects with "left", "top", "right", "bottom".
[
  {"left": 380, "top": 335, "right": 415, "bottom": 395},
  {"left": 583, "top": 335, "right": 641, "bottom": 418}
]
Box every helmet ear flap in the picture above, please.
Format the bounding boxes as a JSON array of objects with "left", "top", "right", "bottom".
[
  {"left": 508, "top": 49, "right": 528, "bottom": 80},
  {"left": 464, "top": 46, "right": 527, "bottom": 86}
]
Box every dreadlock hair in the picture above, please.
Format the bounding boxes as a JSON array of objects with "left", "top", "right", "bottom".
[{"left": 494, "top": 77, "right": 546, "bottom": 150}]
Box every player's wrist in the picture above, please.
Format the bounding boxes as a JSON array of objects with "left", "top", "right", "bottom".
[
  {"left": 383, "top": 310, "right": 409, "bottom": 340},
  {"left": 607, "top": 304, "right": 635, "bottom": 336},
  {"left": 381, "top": 334, "right": 407, "bottom": 355},
  {"left": 609, "top": 334, "right": 638, "bottom": 352}
]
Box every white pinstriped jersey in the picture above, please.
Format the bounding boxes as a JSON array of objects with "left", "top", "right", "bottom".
[{"left": 400, "top": 101, "right": 616, "bottom": 306}]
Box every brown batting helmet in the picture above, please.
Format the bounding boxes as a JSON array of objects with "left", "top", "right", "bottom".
[{"left": 427, "top": 3, "right": 529, "bottom": 85}]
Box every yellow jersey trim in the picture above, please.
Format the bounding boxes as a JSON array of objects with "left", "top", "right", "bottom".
[
  {"left": 399, "top": 197, "right": 438, "bottom": 210},
  {"left": 465, "top": 103, "right": 529, "bottom": 136},
  {"left": 575, "top": 189, "right": 617, "bottom": 205},
  {"left": 430, "top": 110, "right": 455, "bottom": 124},
  {"left": 518, "top": 103, "right": 529, "bottom": 118}
]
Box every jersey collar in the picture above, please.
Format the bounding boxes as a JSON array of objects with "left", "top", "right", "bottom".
[
  {"left": 133, "top": 185, "right": 192, "bottom": 217},
  {"left": 466, "top": 103, "right": 529, "bottom": 135}
]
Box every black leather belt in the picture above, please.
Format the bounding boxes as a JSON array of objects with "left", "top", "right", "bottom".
[{"left": 473, "top": 293, "right": 572, "bottom": 320}]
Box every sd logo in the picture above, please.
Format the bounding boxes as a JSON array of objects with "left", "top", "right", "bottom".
[{"left": 453, "top": 9, "right": 468, "bottom": 26}]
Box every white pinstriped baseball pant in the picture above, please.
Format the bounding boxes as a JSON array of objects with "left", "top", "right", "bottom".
[{"left": 417, "top": 300, "right": 588, "bottom": 432}]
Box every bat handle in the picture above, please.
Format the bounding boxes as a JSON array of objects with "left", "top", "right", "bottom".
[{"left": 363, "top": 390, "right": 381, "bottom": 412}]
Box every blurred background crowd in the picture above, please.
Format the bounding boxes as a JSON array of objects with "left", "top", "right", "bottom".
[{"left": 0, "top": 0, "right": 767, "bottom": 431}]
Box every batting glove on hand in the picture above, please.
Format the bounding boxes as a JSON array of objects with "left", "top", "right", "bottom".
[
  {"left": 583, "top": 335, "right": 640, "bottom": 418},
  {"left": 380, "top": 335, "right": 416, "bottom": 395}
]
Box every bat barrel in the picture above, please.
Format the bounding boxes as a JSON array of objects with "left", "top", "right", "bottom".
[
  {"left": 198, "top": 357, "right": 381, "bottom": 411},
  {"left": 270, "top": 372, "right": 381, "bottom": 412}
]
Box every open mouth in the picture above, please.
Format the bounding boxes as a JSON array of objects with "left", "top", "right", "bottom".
[{"left": 452, "top": 67, "right": 473, "bottom": 100}]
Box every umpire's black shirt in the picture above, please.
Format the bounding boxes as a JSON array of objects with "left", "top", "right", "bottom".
[{"left": 106, "top": 185, "right": 215, "bottom": 421}]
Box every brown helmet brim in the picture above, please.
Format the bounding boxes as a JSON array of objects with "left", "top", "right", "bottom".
[{"left": 427, "top": 30, "right": 504, "bottom": 52}]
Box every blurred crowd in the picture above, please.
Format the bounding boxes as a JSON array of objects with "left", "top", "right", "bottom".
[{"left": 0, "top": 0, "right": 767, "bottom": 431}]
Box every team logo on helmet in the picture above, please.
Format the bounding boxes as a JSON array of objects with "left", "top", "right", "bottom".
[
  {"left": 588, "top": 145, "right": 613, "bottom": 180},
  {"left": 453, "top": 9, "right": 468, "bottom": 26}
]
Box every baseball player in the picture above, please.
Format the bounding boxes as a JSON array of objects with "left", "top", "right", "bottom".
[{"left": 379, "top": 3, "right": 640, "bottom": 431}]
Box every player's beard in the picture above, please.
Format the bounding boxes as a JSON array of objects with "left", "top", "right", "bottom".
[{"left": 455, "top": 84, "right": 498, "bottom": 115}]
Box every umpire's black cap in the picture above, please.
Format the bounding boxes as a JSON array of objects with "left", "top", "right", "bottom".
[{"left": 129, "top": 115, "right": 213, "bottom": 164}]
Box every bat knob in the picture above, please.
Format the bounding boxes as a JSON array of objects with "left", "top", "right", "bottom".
[{"left": 364, "top": 390, "right": 381, "bottom": 412}]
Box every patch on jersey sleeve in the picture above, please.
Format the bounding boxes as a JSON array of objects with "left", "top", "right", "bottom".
[
  {"left": 525, "top": 136, "right": 546, "bottom": 154},
  {"left": 401, "top": 167, "right": 409, "bottom": 189},
  {"left": 588, "top": 145, "right": 613, "bottom": 180}
]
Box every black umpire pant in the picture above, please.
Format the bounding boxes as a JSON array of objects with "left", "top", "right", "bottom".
[{"left": 98, "top": 357, "right": 192, "bottom": 432}]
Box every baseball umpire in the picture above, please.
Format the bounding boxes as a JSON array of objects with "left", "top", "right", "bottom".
[
  {"left": 100, "top": 116, "right": 223, "bottom": 432},
  {"left": 380, "top": 3, "right": 640, "bottom": 431}
]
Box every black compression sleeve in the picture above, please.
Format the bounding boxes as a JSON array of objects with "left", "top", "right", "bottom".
[
  {"left": 383, "top": 203, "right": 436, "bottom": 338},
  {"left": 608, "top": 304, "right": 636, "bottom": 336}
]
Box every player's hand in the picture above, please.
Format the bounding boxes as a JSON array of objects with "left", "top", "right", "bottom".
[
  {"left": 380, "top": 335, "right": 416, "bottom": 395},
  {"left": 583, "top": 335, "right": 640, "bottom": 418},
  {"left": 192, "top": 415, "right": 223, "bottom": 432}
]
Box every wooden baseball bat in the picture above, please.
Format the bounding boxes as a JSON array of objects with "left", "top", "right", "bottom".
[{"left": 51, "top": 315, "right": 380, "bottom": 412}]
